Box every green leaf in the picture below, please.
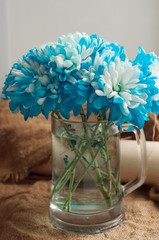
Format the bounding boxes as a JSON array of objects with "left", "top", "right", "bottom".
[
  {"left": 64, "top": 155, "right": 69, "bottom": 166},
  {"left": 70, "top": 140, "right": 76, "bottom": 148}
]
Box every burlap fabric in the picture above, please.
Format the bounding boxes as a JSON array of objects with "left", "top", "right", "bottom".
[
  {"left": 0, "top": 100, "right": 51, "bottom": 182},
  {"left": 0, "top": 180, "right": 159, "bottom": 240}
]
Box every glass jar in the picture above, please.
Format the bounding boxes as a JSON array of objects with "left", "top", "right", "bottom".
[{"left": 49, "top": 114, "right": 147, "bottom": 233}]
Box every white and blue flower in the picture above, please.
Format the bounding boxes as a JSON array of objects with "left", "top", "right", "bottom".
[
  {"left": 94, "top": 57, "right": 148, "bottom": 128},
  {"left": 2, "top": 50, "right": 61, "bottom": 120},
  {"left": 48, "top": 32, "right": 107, "bottom": 80},
  {"left": 133, "top": 46, "right": 159, "bottom": 114}
]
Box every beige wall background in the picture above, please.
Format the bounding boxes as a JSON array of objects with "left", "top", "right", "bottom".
[{"left": 0, "top": 0, "right": 159, "bottom": 95}]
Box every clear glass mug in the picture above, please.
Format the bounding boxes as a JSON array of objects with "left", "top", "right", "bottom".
[{"left": 49, "top": 114, "right": 147, "bottom": 234}]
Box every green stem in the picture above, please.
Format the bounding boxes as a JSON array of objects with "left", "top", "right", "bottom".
[
  {"left": 80, "top": 109, "right": 112, "bottom": 205},
  {"left": 67, "top": 169, "right": 75, "bottom": 211},
  {"left": 101, "top": 170, "right": 121, "bottom": 195},
  {"left": 62, "top": 158, "right": 98, "bottom": 211},
  {"left": 63, "top": 155, "right": 98, "bottom": 211},
  {"left": 52, "top": 110, "right": 101, "bottom": 197},
  {"left": 63, "top": 171, "right": 75, "bottom": 211},
  {"left": 52, "top": 140, "right": 91, "bottom": 196},
  {"left": 99, "top": 111, "right": 113, "bottom": 206},
  {"left": 92, "top": 157, "right": 109, "bottom": 200},
  {"left": 79, "top": 159, "right": 97, "bottom": 183},
  {"left": 80, "top": 108, "right": 88, "bottom": 135},
  {"left": 69, "top": 147, "right": 102, "bottom": 196}
]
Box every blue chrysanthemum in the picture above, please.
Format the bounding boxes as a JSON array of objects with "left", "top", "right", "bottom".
[
  {"left": 133, "top": 46, "right": 159, "bottom": 114},
  {"left": 2, "top": 50, "right": 61, "bottom": 120},
  {"left": 149, "top": 59, "right": 159, "bottom": 111},
  {"left": 75, "top": 44, "right": 127, "bottom": 117},
  {"left": 48, "top": 32, "right": 107, "bottom": 81},
  {"left": 94, "top": 57, "right": 149, "bottom": 128}
]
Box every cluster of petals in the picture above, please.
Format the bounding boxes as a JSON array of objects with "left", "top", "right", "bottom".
[{"left": 2, "top": 32, "right": 159, "bottom": 129}]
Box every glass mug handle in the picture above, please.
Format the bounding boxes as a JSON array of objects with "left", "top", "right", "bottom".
[{"left": 121, "top": 123, "right": 147, "bottom": 196}]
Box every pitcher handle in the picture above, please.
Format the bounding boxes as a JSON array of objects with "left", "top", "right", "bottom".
[{"left": 121, "top": 123, "right": 147, "bottom": 196}]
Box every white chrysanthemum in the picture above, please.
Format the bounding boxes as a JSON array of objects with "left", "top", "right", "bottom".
[
  {"left": 96, "top": 57, "right": 148, "bottom": 116},
  {"left": 149, "top": 59, "right": 159, "bottom": 101}
]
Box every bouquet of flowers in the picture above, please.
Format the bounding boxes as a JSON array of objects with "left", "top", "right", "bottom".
[
  {"left": 2, "top": 32, "right": 159, "bottom": 214},
  {"left": 2, "top": 32, "right": 159, "bottom": 128}
]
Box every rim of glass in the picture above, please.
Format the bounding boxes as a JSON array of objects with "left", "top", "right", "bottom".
[{"left": 51, "top": 112, "right": 113, "bottom": 124}]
